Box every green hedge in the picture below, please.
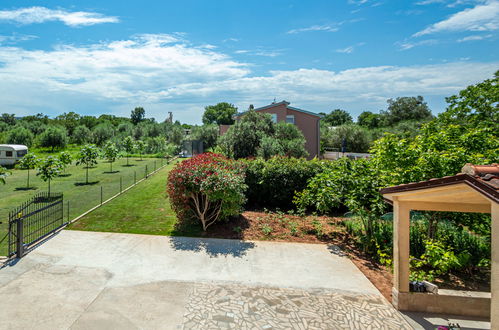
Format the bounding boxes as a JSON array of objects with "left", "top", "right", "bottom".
[{"left": 241, "top": 157, "right": 326, "bottom": 209}]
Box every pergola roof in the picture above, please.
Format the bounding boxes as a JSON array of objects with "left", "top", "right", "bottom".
[{"left": 381, "top": 164, "right": 499, "bottom": 213}]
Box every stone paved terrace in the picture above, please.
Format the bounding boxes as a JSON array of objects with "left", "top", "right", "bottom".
[{"left": 0, "top": 230, "right": 412, "bottom": 329}]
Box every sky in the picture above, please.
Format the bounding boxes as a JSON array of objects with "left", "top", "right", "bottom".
[{"left": 0, "top": 0, "right": 497, "bottom": 124}]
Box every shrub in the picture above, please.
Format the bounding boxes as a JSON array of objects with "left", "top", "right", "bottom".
[
  {"left": 242, "top": 156, "right": 325, "bottom": 209},
  {"left": 167, "top": 153, "right": 247, "bottom": 231},
  {"left": 37, "top": 126, "right": 68, "bottom": 151},
  {"left": 6, "top": 126, "right": 34, "bottom": 147}
]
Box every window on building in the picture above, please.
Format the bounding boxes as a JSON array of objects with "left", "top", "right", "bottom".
[
  {"left": 17, "top": 150, "right": 27, "bottom": 157},
  {"left": 6, "top": 151, "right": 13, "bottom": 157},
  {"left": 286, "top": 115, "right": 295, "bottom": 124},
  {"left": 270, "top": 113, "right": 277, "bottom": 123}
]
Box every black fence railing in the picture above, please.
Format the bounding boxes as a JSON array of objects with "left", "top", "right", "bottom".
[{"left": 8, "top": 192, "right": 64, "bottom": 258}]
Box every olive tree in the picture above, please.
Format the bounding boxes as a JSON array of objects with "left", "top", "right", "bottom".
[
  {"left": 17, "top": 153, "right": 39, "bottom": 189},
  {"left": 76, "top": 144, "right": 99, "bottom": 184},
  {"left": 135, "top": 140, "right": 147, "bottom": 160}
]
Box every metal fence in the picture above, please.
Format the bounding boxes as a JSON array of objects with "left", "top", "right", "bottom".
[{"left": 8, "top": 192, "right": 64, "bottom": 258}]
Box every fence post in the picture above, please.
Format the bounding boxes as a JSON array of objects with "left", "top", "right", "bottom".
[
  {"left": 145, "top": 165, "right": 148, "bottom": 178},
  {"left": 120, "top": 176, "right": 123, "bottom": 193},
  {"left": 67, "top": 201, "right": 70, "bottom": 222},
  {"left": 154, "top": 160, "right": 156, "bottom": 171},
  {"left": 134, "top": 171, "right": 136, "bottom": 184},
  {"left": 16, "top": 217, "right": 24, "bottom": 258},
  {"left": 161, "top": 158, "right": 163, "bottom": 167},
  {"left": 100, "top": 186, "right": 103, "bottom": 205}
]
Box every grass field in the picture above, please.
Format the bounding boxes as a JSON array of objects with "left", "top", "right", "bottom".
[
  {"left": 68, "top": 159, "right": 196, "bottom": 236},
  {"left": 0, "top": 156, "right": 167, "bottom": 255}
]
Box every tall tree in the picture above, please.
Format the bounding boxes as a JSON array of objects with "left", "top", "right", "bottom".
[
  {"left": 0, "top": 113, "right": 16, "bottom": 125},
  {"left": 382, "top": 96, "right": 432, "bottom": 126},
  {"left": 202, "top": 102, "right": 237, "bottom": 125},
  {"left": 191, "top": 124, "right": 218, "bottom": 150},
  {"left": 18, "top": 153, "right": 39, "bottom": 189},
  {"left": 76, "top": 145, "right": 99, "bottom": 184},
  {"left": 321, "top": 109, "right": 353, "bottom": 126},
  {"left": 357, "top": 111, "right": 381, "bottom": 129},
  {"left": 131, "top": 107, "right": 146, "bottom": 125},
  {"left": 38, "top": 126, "right": 68, "bottom": 151}
]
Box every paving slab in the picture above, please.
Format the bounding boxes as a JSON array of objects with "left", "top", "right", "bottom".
[{"left": 0, "top": 230, "right": 412, "bottom": 329}]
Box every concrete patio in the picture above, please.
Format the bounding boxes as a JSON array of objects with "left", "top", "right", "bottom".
[{"left": 0, "top": 230, "right": 412, "bottom": 329}]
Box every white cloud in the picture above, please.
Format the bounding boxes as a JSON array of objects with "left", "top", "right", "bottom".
[
  {"left": 287, "top": 24, "right": 339, "bottom": 34},
  {"left": 397, "top": 39, "right": 439, "bottom": 50},
  {"left": 457, "top": 33, "right": 494, "bottom": 40},
  {"left": 0, "top": 34, "right": 496, "bottom": 122},
  {"left": 0, "top": 33, "right": 37, "bottom": 44},
  {"left": 0, "top": 6, "right": 118, "bottom": 26},
  {"left": 414, "top": 1, "right": 499, "bottom": 36},
  {"left": 336, "top": 46, "right": 355, "bottom": 53}
]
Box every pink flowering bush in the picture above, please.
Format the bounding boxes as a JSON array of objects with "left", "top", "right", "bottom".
[{"left": 167, "top": 153, "right": 247, "bottom": 231}]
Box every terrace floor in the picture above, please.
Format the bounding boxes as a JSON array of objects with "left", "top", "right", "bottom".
[{"left": 0, "top": 230, "right": 412, "bottom": 329}]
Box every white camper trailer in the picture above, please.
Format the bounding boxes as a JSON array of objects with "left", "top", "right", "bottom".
[{"left": 0, "top": 144, "right": 28, "bottom": 166}]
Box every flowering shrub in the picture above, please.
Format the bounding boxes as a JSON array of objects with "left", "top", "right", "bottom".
[{"left": 167, "top": 153, "right": 247, "bottom": 230}]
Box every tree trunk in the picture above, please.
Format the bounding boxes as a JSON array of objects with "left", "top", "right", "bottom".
[
  {"left": 86, "top": 165, "right": 89, "bottom": 184},
  {"left": 27, "top": 169, "right": 30, "bottom": 188},
  {"left": 48, "top": 179, "right": 51, "bottom": 195}
]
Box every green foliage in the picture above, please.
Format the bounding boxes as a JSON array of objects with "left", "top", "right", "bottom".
[
  {"left": 191, "top": 124, "right": 218, "bottom": 150},
  {"left": 357, "top": 111, "right": 381, "bottom": 129},
  {"left": 103, "top": 142, "right": 119, "bottom": 172},
  {"left": 219, "top": 111, "right": 308, "bottom": 159},
  {"left": 381, "top": 96, "right": 433, "bottom": 126},
  {"left": 92, "top": 123, "right": 115, "bottom": 146},
  {"left": 76, "top": 144, "right": 99, "bottom": 184},
  {"left": 202, "top": 102, "right": 237, "bottom": 125},
  {"left": 130, "top": 107, "right": 145, "bottom": 125},
  {"left": 1, "top": 113, "right": 16, "bottom": 125},
  {"left": 321, "top": 124, "right": 372, "bottom": 153},
  {"left": 18, "top": 153, "right": 39, "bottom": 188},
  {"left": 58, "top": 151, "right": 72, "bottom": 169},
  {"left": 36, "top": 156, "right": 62, "bottom": 193},
  {"left": 243, "top": 157, "right": 325, "bottom": 208},
  {"left": 0, "top": 166, "right": 10, "bottom": 184},
  {"left": 219, "top": 110, "right": 274, "bottom": 159},
  {"left": 135, "top": 140, "right": 147, "bottom": 160},
  {"left": 37, "top": 126, "right": 68, "bottom": 151},
  {"left": 167, "top": 153, "right": 247, "bottom": 231},
  {"left": 72, "top": 125, "right": 91, "bottom": 144},
  {"left": 321, "top": 109, "right": 353, "bottom": 126},
  {"left": 123, "top": 136, "right": 136, "bottom": 165},
  {"left": 6, "top": 126, "right": 34, "bottom": 147}
]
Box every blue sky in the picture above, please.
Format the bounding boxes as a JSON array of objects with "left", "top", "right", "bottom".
[{"left": 0, "top": 0, "right": 497, "bottom": 124}]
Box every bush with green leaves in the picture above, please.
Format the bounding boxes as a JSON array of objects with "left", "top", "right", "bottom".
[
  {"left": 58, "top": 151, "right": 72, "bottom": 174},
  {"left": 71, "top": 125, "right": 91, "bottom": 144},
  {"left": 135, "top": 140, "right": 147, "bottom": 160},
  {"left": 6, "top": 126, "right": 34, "bottom": 147},
  {"left": 36, "top": 156, "right": 62, "bottom": 194},
  {"left": 167, "top": 153, "right": 247, "bottom": 231},
  {"left": 37, "top": 126, "right": 68, "bottom": 151},
  {"left": 76, "top": 144, "right": 99, "bottom": 184},
  {"left": 242, "top": 156, "right": 325, "bottom": 209},
  {"left": 17, "top": 153, "right": 39, "bottom": 188}
]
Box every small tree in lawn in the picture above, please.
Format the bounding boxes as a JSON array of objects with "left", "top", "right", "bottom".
[
  {"left": 103, "top": 141, "right": 119, "bottom": 172},
  {"left": 135, "top": 140, "right": 147, "bottom": 160},
  {"left": 36, "top": 156, "right": 62, "bottom": 194},
  {"left": 17, "top": 153, "right": 39, "bottom": 189},
  {"left": 123, "top": 136, "right": 135, "bottom": 166},
  {"left": 58, "top": 151, "right": 72, "bottom": 175},
  {"left": 0, "top": 166, "right": 10, "bottom": 185},
  {"left": 76, "top": 144, "right": 99, "bottom": 184}
]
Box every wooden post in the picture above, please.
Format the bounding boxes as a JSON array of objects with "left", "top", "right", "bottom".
[
  {"left": 16, "top": 217, "right": 24, "bottom": 258},
  {"left": 392, "top": 198, "right": 410, "bottom": 308},
  {"left": 491, "top": 202, "right": 499, "bottom": 329}
]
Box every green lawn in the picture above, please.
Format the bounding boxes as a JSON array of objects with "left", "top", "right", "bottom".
[
  {"left": 0, "top": 156, "right": 167, "bottom": 255},
  {"left": 68, "top": 160, "right": 189, "bottom": 236}
]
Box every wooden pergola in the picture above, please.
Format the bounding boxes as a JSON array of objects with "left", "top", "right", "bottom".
[{"left": 381, "top": 164, "right": 498, "bottom": 327}]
